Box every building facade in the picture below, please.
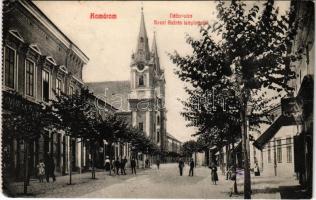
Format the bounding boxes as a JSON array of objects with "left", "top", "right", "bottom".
[
  {"left": 253, "top": 0, "right": 314, "bottom": 195},
  {"left": 2, "top": 0, "right": 90, "bottom": 179}
]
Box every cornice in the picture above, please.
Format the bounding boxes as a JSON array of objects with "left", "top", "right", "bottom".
[{"left": 19, "top": 0, "right": 89, "bottom": 64}]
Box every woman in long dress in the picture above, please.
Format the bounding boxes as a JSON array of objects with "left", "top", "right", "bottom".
[{"left": 210, "top": 164, "right": 219, "bottom": 185}]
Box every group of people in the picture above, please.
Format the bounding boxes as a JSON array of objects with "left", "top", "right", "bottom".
[
  {"left": 178, "top": 158, "right": 219, "bottom": 184},
  {"left": 178, "top": 158, "right": 196, "bottom": 176},
  {"left": 104, "top": 156, "right": 138, "bottom": 175},
  {"left": 36, "top": 154, "right": 56, "bottom": 183}
]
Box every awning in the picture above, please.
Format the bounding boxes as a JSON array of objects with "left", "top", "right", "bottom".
[{"left": 253, "top": 115, "right": 297, "bottom": 150}]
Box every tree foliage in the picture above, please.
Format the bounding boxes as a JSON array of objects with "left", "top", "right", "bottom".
[{"left": 170, "top": 0, "right": 301, "bottom": 148}]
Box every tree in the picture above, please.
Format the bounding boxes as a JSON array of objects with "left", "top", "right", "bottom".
[
  {"left": 45, "top": 87, "right": 97, "bottom": 184},
  {"left": 2, "top": 90, "right": 49, "bottom": 194},
  {"left": 170, "top": 0, "right": 301, "bottom": 198},
  {"left": 96, "top": 113, "right": 129, "bottom": 175}
]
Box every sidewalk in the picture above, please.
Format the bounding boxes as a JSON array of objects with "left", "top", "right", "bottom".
[
  {"left": 230, "top": 173, "right": 300, "bottom": 199},
  {"left": 5, "top": 168, "right": 149, "bottom": 197}
]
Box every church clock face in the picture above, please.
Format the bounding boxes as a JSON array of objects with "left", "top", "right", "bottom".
[{"left": 137, "top": 63, "right": 144, "bottom": 70}]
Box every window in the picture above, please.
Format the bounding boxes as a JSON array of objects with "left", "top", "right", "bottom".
[
  {"left": 286, "top": 137, "right": 292, "bottom": 163},
  {"left": 267, "top": 142, "right": 271, "bottom": 163},
  {"left": 42, "top": 70, "right": 49, "bottom": 102},
  {"left": 138, "top": 122, "right": 143, "bottom": 131},
  {"left": 69, "top": 86, "right": 74, "bottom": 95},
  {"left": 139, "top": 75, "right": 144, "bottom": 86},
  {"left": 140, "top": 37, "right": 144, "bottom": 42},
  {"left": 25, "top": 59, "right": 35, "bottom": 96},
  {"left": 157, "top": 115, "right": 160, "bottom": 125},
  {"left": 277, "top": 139, "right": 282, "bottom": 163},
  {"left": 4, "top": 46, "right": 16, "bottom": 88},
  {"left": 157, "top": 131, "right": 160, "bottom": 143},
  {"left": 56, "top": 79, "right": 62, "bottom": 96}
]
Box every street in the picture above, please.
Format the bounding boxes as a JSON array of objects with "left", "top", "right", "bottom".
[{"left": 8, "top": 163, "right": 300, "bottom": 198}]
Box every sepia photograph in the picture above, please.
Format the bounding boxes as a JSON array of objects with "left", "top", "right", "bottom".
[{"left": 1, "top": 0, "right": 314, "bottom": 199}]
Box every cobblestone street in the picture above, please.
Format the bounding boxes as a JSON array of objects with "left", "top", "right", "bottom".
[{"left": 7, "top": 163, "right": 300, "bottom": 198}]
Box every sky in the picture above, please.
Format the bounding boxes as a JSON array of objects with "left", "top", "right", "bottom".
[{"left": 34, "top": 1, "right": 290, "bottom": 142}]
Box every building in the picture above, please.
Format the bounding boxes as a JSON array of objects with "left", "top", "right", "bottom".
[
  {"left": 2, "top": 0, "right": 95, "bottom": 179},
  {"left": 86, "top": 8, "right": 167, "bottom": 164},
  {"left": 250, "top": 105, "right": 296, "bottom": 177},
  {"left": 253, "top": 0, "right": 314, "bottom": 195},
  {"left": 166, "top": 133, "right": 181, "bottom": 154},
  {"left": 165, "top": 133, "right": 181, "bottom": 162}
]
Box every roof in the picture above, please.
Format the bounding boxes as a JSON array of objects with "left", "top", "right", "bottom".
[
  {"left": 253, "top": 115, "right": 297, "bottom": 150},
  {"left": 23, "top": 0, "right": 89, "bottom": 63},
  {"left": 166, "top": 133, "right": 182, "bottom": 144},
  {"left": 86, "top": 81, "right": 130, "bottom": 111}
]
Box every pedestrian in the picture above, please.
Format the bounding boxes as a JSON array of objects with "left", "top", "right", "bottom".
[
  {"left": 114, "top": 159, "right": 120, "bottom": 175},
  {"left": 156, "top": 159, "right": 160, "bottom": 170},
  {"left": 189, "top": 158, "right": 194, "bottom": 176},
  {"left": 37, "top": 159, "right": 45, "bottom": 183},
  {"left": 229, "top": 165, "right": 237, "bottom": 197},
  {"left": 105, "top": 156, "right": 110, "bottom": 172},
  {"left": 145, "top": 159, "right": 150, "bottom": 168},
  {"left": 111, "top": 160, "right": 115, "bottom": 174},
  {"left": 131, "top": 157, "right": 137, "bottom": 175},
  {"left": 49, "top": 154, "right": 56, "bottom": 182},
  {"left": 178, "top": 158, "right": 184, "bottom": 176},
  {"left": 254, "top": 162, "right": 260, "bottom": 176},
  {"left": 210, "top": 163, "right": 218, "bottom": 185},
  {"left": 121, "top": 157, "right": 127, "bottom": 175}
]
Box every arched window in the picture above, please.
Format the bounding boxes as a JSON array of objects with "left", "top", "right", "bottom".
[
  {"left": 157, "top": 115, "right": 160, "bottom": 124},
  {"left": 139, "top": 75, "right": 144, "bottom": 86},
  {"left": 157, "top": 131, "right": 160, "bottom": 143},
  {"left": 140, "top": 37, "right": 144, "bottom": 42}
]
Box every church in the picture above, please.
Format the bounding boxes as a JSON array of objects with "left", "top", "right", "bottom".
[{"left": 87, "top": 8, "right": 167, "bottom": 163}]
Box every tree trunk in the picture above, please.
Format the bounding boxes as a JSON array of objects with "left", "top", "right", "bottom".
[
  {"left": 91, "top": 143, "right": 96, "bottom": 179},
  {"left": 231, "top": 142, "right": 238, "bottom": 194},
  {"left": 109, "top": 141, "right": 112, "bottom": 175},
  {"left": 68, "top": 138, "right": 72, "bottom": 185},
  {"left": 241, "top": 100, "right": 251, "bottom": 199},
  {"left": 23, "top": 141, "right": 28, "bottom": 194}
]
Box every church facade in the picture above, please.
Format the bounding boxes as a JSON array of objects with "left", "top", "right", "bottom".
[{"left": 87, "top": 8, "right": 167, "bottom": 160}]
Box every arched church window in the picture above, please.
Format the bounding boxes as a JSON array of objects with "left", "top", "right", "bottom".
[
  {"left": 139, "top": 74, "right": 144, "bottom": 86},
  {"left": 157, "top": 131, "right": 160, "bottom": 143},
  {"left": 140, "top": 37, "right": 144, "bottom": 42},
  {"left": 157, "top": 115, "right": 160, "bottom": 124}
]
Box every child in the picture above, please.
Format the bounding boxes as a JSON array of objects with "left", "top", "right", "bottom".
[{"left": 37, "top": 159, "right": 45, "bottom": 183}]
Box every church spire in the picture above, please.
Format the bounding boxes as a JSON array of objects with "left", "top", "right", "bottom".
[
  {"left": 135, "top": 7, "right": 150, "bottom": 61},
  {"left": 151, "top": 31, "right": 160, "bottom": 71}
]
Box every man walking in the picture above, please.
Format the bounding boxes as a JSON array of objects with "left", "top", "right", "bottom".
[
  {"left": 156, "top": 159, "right": 160, "bottom": 170},
  {"left": 189, "top": 158, "right": 194, "bottom": 176},
  {"left": 114, "top": 159, "right": 120, "bottom": 175},
  {"left": 178, "top": 158, "right": 184, "bottom": 176},
  {"left": 121, "top": 157, "right": 127, "bottom": 175},
  {"left": 44, "top": 153, "right": 56, "bottom": 182},
  {"left": 131, "top": 157, "right": 137, "bottom": 175}
]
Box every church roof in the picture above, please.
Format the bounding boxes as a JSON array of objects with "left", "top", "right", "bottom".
[{"left": 86, "top": 81, "right": 130, "bottom": 111}]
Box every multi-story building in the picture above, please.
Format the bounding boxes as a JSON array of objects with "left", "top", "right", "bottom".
[
  {"left": 2, "top": 0, "right": 92, "bottom": 179},
  {"left": 166, "top": 133, "right": 181, "bottom": 154},
  {"left": 250, "top": 105, "right": 296, "bottom": 177},
  {"left": 253, "top": 0, "right": 314, "bottom": 194}
]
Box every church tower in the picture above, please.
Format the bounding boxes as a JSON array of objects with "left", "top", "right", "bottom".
[{"left": 129, "top": 8, "right": 166, "bottom": 152}]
